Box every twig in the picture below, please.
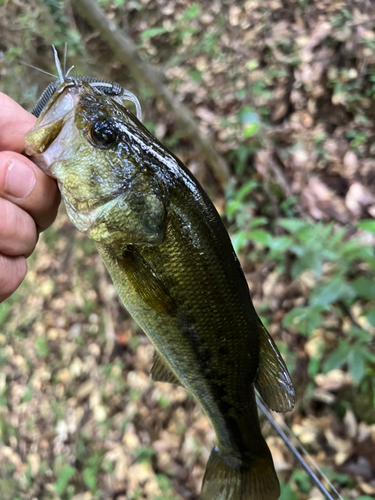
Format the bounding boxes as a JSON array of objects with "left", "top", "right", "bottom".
[{"left": 70, "top": 0, "right": 231, "bottom": 188}]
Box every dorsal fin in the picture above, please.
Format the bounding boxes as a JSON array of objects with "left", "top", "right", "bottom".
[{"left": 254, "top": 322, "right": 295, "bottom": 412}]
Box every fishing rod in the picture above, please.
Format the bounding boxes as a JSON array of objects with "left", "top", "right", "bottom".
[{"left": 256, "top": 396, "right": 343, "bottom": 500}]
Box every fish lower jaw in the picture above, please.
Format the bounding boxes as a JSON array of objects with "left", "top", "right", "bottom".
[{"left": 61, "top": 188, "right": 129, "bottom": 245}]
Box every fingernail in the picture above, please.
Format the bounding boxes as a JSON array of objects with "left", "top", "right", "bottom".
[{"left": 4, "top": 160, "right": 36, "bottom": 199}]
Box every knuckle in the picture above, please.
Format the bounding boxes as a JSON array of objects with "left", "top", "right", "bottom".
[{"left": 0, "top": 198, "right": 37, "bottom": 256}]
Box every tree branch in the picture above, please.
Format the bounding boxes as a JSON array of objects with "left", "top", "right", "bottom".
[{"left": 70, "top": 0, "right": 231, "bottom": 187}]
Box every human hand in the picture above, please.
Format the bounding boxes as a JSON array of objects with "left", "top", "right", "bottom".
[{"left": 0, "top": 93, "right": 60, "bottom": 302}]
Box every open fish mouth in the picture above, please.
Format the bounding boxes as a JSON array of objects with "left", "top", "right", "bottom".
[
  {"left": 61, "top": 183, "right": 130, "bottom": 215},
  {"left": 25, "top": 83, "right": 81, "bottom": 153},
  {"left": 25, "top": 83, "right": 83, "bottom": 175}
]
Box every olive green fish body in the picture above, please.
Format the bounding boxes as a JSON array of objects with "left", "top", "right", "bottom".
[
  {"left": 25, "top": 81, "right": 295, "bottom": 500},
  {"left": 98, "top": 171, "right": 261, "bottom": 454}
]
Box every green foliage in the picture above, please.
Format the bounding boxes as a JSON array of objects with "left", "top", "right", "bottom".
[
  {"left": 53, "top": 463, "right": 76, "bottom": 497},
  {"left": 0, "top": 303, "right": 10, "bottom": 325},
  {"left": 82, "top": 453, "right": 102, "bottom": 491},
  {"left": 226, "top": 182, "right": 375, "bottom": 395},
  {"left": 141, "top": 27, "right": 169, "bottom": 41},
  {"left": 35, "top": 338, "right": 50, "bottom": 357},
  {"left": 20, "top": 385, "right": 33, "bottom": 404},
  {"left": 238, "top": 106, "right": 261, "bottom": 138},
  {"left": 181, "top": 4, "right": 201, "bottom": 21},
  {"left": 358, "top": 219, "right": 375, "bottom": 234},
  {"left": 134, "top": 446, "right": 156, "bottom": 463},
  {"left": 279, "top": 470, "right": 311, "bottom": 499},
  {"left": 41, "top": 0, "right": 83, "bottom": 54}
]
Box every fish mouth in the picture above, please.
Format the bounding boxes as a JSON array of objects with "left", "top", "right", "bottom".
[
  {"left": 61, "top": 184, "right": 128, "bottom": 216},
  {"left": 62, "top": 184, "right": 132, "bottom": 236},
  {"left": 25, "top": 83, "right": 82, "bottom": 174}
]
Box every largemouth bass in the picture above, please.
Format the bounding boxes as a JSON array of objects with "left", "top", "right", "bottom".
[{"left": 25, "top": 76, "right": 295, "bottom": 500}]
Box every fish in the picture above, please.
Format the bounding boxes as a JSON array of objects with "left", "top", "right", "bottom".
[{"left": 24, "top": 61, "right": 295, "bottom": 500}]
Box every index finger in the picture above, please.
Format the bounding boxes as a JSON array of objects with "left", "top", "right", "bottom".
[{"left": 0, "top": 93, "right": 36, "bottom": 153}]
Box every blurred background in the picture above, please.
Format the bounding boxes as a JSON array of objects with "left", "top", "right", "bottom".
[{"left": 0, "top": 0, "right": 375, "bottom": 499}]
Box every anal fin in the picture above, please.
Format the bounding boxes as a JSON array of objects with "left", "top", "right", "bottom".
[
  {"left": 151, "top": 351, "right": 183, "bottom": 386},
  {"left": 254, "top": 321, "right": 295, "bottom": 412}
]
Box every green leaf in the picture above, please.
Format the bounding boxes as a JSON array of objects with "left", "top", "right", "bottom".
[
  {"left": 35, "top": 338, "right": 50, "bottom": 357},
  {"left": 319, "top": 467, "right": 352, "bottom": 486},
  {"left": 54, "top": 465, "right": 75, "bottom": 496},
  {"left": 141, "top": 27, "right": 168, "bottom": 41},
  {"left": 351, "top": 277, "right": 375, "bottom": 300},
  {"left": 248, "top": 230, "right": 272, "bottom": 246},
  {"left": 181, "top": 4, "right": 201, "bottom": 21},
  {"left": 338, "top": 240, "right": 373, "bottom": 262},
  {"left": 156, "top": 474, "right": 172, "bottom": 491},
  {"left": 269, "top": 236, "right": 293, "bottom": 252},
  {"left": 0, "top": 303, "right": 9, "bottom": 325},
  {"left": 243, "top": 123, "right": 259, "bottom": 137},
  {"left": 21, "top": 385, "right": 33, "bottom": 404},
  {"left": 279, "top": 484, "right": 298, "bottom": 500},
  {"left": 308, "top": 356, "right": 320, "bottom": 378},
  {"left": 283, "top": 306, "right": 325, "bottom": 336},
  {"left": 238, "top": 106, "right": 260, "bottom": 137},
  {"left": 292, "top": 470, "right": 310, "bottom": 494},
  {"left": 348, "top": 348, "right": 366, "bottom": 383},
  {"left": 278, "top": 218, "right": 310, "bottom": 234},
  {"left": 292, "top": 250, "right": 323, "bottom": 279},
  {"left": 83, "top": 466, "right": 97, "bottom": 490},
  {"left": 358, "top": 219, "right": 375, "bottom": 234},
  {"left": 364, "top": 307, "right": 375, "bottom": 327},
  {"left": 231, "top": 231, "right": 249, "bottom": 253},
  {"left": 135, "top": 446, "right": 155, "bottom": 463},
  {"left": 311, "top": 276, "right": 355, "bottom": 306},
  {"left": 249, "top": 217, "right": 268, "bottom": 228},
  {"left": 347, "top": 327, "right": 372, "bottom": 342},
  {"left": 246, "top": 59, "right": 259, "bottom": 71},
  {"left": 190, "top": 70, "right": 202, "bottom": 83},
  {"left": 323, "top": 342, "right": 350, "bottom": 372},
  {"left": 234, "top": 179, "right": 258, "bottom": 202}
]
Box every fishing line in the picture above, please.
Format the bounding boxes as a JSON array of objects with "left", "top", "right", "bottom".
[
  {"left": 16, "top": 61, "right": 58, "bottom": 79},
  {"left": 256, "top": 396, "right": 344, "bottom": 500}
]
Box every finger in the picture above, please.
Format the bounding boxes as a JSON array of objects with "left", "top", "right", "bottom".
[
  {"left": 0, "top": 151, "right": 60, "bottom": 232},
  {"left": 0, "top": 93, "right": 36, "bottom": 153},
  {"left": 0, "top": 198, "right": 38, "bottom": 258},
  {"left": 0, "top": 254, "right": 27, "bottom": 303}
]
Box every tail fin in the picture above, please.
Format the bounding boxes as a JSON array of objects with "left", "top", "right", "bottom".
[{"left": 201, "top": 447, "right": 280, "bottom": 500}]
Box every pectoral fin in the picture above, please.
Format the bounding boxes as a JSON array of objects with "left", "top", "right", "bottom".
[
  {"left": 254, "top": 322, "right": 295, "bottom": 412},
  {"left": 117, "top": 245, "right": 177, "bottom": 316},
  {"left": 151, "top": 351, "right": 182, "bottom": 386}
]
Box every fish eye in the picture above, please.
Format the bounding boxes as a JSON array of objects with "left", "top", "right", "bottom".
[{"left": 89, "top": 119, "right": 117, "bottom": 148}]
